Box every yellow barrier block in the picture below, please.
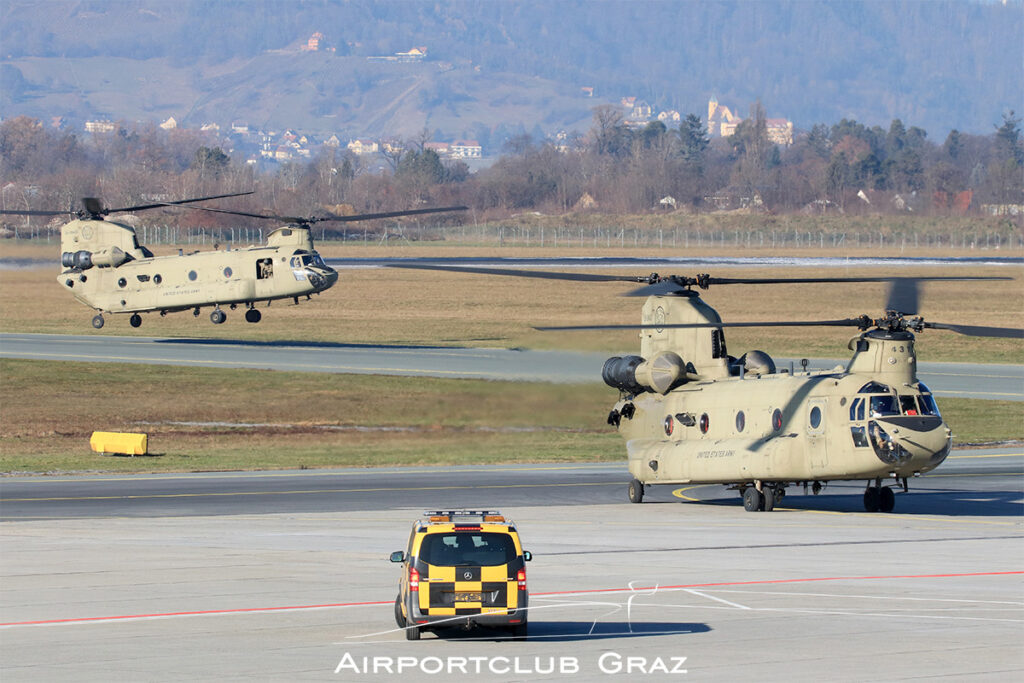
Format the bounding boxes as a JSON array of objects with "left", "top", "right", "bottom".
[{"left": 90, "top": 431, "right": 148, "bottom": 456}]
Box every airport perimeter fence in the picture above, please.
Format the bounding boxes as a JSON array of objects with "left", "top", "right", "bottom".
[{"left": 9, "top": 222, "right": 1024, "bottom": 252}]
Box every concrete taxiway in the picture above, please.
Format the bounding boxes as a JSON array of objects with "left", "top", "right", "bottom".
[{"left": 2, "top": 452, "right": 1021, "bottom": 680}]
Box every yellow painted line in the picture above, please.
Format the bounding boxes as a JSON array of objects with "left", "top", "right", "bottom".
[
  {"left": 0, "top": 352, "right": 495, "bottom": 378},
  {"left": 2, "top": 480, "right": 616, "bottom": 503},
  {"left": 670, "top": 486, "right": 1020, "bottom": 526}
]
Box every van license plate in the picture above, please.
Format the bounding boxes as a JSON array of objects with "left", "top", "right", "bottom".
[{"left": 455, "top": 592, "right": 482, "bottom": 602}]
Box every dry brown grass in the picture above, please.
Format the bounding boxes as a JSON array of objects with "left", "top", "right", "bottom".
[{"left": 2, "top": 242, "right": 1021, "bottom": 362}]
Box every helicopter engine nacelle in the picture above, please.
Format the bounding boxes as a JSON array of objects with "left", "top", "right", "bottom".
[
  {"left": 61, "top": 247, "right": 129, "bottom": 270},
  {"left": 603, "top": 351, "right": 686, "bottom": 395}
]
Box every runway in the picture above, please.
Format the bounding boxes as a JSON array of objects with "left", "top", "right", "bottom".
[
  {"left": 2, "top": 332, "right": 1022, "bottom": 398},
  {"left": 2, "top": 451, "right": 1021, "bottom": 680}
]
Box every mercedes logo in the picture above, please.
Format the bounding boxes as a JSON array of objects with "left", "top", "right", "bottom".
[{"left": 463, "top": 571, "right": 472, "bottom": 580}]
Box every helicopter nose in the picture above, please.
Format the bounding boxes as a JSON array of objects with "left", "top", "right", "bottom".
[
  {"left": 871, "top": 416, "right": 952, "bottom": 471},
  {"left": 310, "top": 268, "right": 338, "bottom": 292}
]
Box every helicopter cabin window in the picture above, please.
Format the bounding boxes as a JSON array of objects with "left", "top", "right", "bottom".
[
  {"left": 257, "top": 258, "right": 274, "bottom": 280},
  {"left": 809, "top": 406, "right": 822, "bottom": 429}
]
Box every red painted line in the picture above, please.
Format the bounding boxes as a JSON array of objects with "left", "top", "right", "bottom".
[
  {"left": 3, "top": 570, "right": 1020, "bottom": 628},
  {"left": 535, "top": 570, "right": 1024, "bottom": 596},
  {"left": 0, "top": 599, "right": 389, "bottom": 627}
]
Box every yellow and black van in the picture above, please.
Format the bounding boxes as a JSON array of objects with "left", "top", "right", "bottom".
[{"left": 390, "top": 510, "right": 532, "bottom": 640}]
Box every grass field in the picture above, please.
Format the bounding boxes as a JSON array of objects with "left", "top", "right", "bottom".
[{"left": 0, "top": 359, "right": 1019, "bottom": 474}]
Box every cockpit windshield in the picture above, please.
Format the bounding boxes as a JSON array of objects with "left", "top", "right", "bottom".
[{"left": 290, "top": 252, "right": 329, "bottom": 270}]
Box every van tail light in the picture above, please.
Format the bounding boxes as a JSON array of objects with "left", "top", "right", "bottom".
[
  {"left": 517, "top": 568, "right": 527, "bottom": 591},
  {"left": 409, "top": 567, "right": 420, "bottom": 592}
]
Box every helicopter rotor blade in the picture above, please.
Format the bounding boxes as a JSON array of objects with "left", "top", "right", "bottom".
[
  {"left": 0, "top": 209, "right": 76, "bottom": 216},
  {"left": 536, "top": 318, "right": 869, "bottom": 332},
  {"left": 319, "top": 206, "right": 469, "bottom": 222},
  {"left": 167, "top": 204, "right": 468, "bottom": 225},
  {"left": 923, "top": 322, "right": 1024, "bottom": 339},
  {"left": 388, "top": 263, "right": 651, "bottom": 282},
  {"left": 885, "top": 277, "right": 919, "bottom": 315},
  {"left": 103, "top": 191, "right": 255, "bottom": 215}
]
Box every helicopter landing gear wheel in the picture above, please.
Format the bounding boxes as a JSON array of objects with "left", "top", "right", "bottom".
[
  {"left": 129, "top": 313, "right": 142, "bottom": 328},
  {"left": 878, "top": 486, "right": 896, "bottom": 513},
  {"left": 210, "top": 309, "right": 226, "bottom": 325},
  {"left": 627, "top": 478, "right": 644, "bottom": 504},
  {"left": 863, "top": 486, "right": 881, "bottom": 512},
  {"left": 245, "top": 308, "right": 262, "bottom": 323},
  {"left": 762, "top": 486, "right": 776, "bottom": 512},
  {"left": 91, "top": 314, "right": 105, "bottom": 329},
  {"left": 743, "top": 487, "right": 763, "bottom": 512}
]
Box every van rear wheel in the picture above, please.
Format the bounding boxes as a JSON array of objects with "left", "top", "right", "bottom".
[{"left": 394, "top": 596, "right": 405, "bottom": 628}]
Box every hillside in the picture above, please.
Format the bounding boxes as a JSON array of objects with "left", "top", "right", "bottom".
[{"left": 1, "top": 0, "right": 1022, "bottom": 142}]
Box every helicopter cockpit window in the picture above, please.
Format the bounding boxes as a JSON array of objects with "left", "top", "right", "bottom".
[
  {"left": 869, "top": 395, "right": 899, "bottom": 417},
  {"left": 849, "top": 398, "right": 866, "bottom": 422},
  {"left": 899, "top": 395, "right": 919, "bottom": 416},
  {"left": 309, "top": 252, "right": 327, "bottom": 269},
  {"left": 917, "top": 383, "right": 940, "bottom": 416},
  {"left": 850, "top": 426, "right": 869, "bottom": 448},
  {"left": 858, "top": 381, "right": 891, "bottom": 395}
]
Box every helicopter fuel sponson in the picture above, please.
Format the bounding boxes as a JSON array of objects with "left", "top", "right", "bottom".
[{"left": 390, "top": 265, "right": 1022, "bottom": 513}]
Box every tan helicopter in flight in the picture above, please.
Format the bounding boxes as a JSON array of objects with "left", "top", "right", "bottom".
[
  {"left": 2, "top": 195, "right": 465, "bottom": 329},
  {"left": 394, "top": 264, "right": 1022, "bottom": 513}
]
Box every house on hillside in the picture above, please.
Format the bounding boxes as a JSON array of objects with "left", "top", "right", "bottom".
[
  {"left": 347, "top": 139, "right": 379, "bottom": 155},
  {"left": 85, "top": 120, "right": 116, "bottom": 133},
  {"left": 160, "top": 117, "right": 177, "bottom": 130},
  {"left": 766, "top": 118, "right": 793, "bottom": 145},
  {"left": 451, "top": 140, "right": 482, "bottom": 158}
]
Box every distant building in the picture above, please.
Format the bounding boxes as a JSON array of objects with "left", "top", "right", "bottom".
[
  {"left": 424, "top": 141, "right": 451, "bottom": 156},
  {"left": 85, "top": 120, "right": 116, "bottom": 133},
  {"left": 580, "top": 86, "right": 594, "bottom": 97},
  {"left": 451, "top": 140, "right": 482, "bottom": 158},
  {"left": 160, "top": 117, "right": 177, "bottom": 130},
  {"left": 765, "top": 118, "right": 794, "bottom": 146},
  {"left": 347, "top": 139, "right": 379, "bottom": 155},
  {"left": 657, "top": 110, "right": 682, "bottom": 123},
  {"left": 303, "top": 32, "right": 325, "bottom": 51},
  {"left": 707, "top": 96, "right": 741, "bottom": 137}
]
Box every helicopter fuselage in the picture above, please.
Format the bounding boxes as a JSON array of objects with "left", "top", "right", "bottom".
[
  {"left": 608, "top": 294, "right": 953, "bottom": 512},
  {"left": 57, "top": 217, "right": 337, "bottom": 327}
]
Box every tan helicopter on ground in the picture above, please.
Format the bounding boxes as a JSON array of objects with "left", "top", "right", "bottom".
[
  {"left": 2, "top": 195, "right": 465, "bottom": 329},
  {"left": 394, "top": 264, "right": 1022, "bottom": 513}
]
